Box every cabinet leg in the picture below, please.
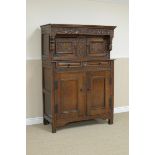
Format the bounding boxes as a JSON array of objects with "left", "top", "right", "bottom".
[
  {"left": 43, "top": 118, "right": 49, "bottom": 125},
  {"left": 108, "top": 117, "right": 113, "bottom": 125},
  {"left": 52, "top": 127, "right": 56, "bottom": 133},
  {"left": 51, "top": 119, "right": 56, "bottom": 133},
  {"left": 51, "top": 124, "right": 56, "bottom": 133}
]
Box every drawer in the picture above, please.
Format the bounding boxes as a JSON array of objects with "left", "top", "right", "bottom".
[
  {"left": 84, "top": 61, "right": 111, "bottom": 68},
  {"left": 56, "top": 62, "right": 81, "bottom": 68}
]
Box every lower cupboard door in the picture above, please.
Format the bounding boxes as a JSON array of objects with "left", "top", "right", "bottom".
[
  {"left": 54, "top": 72, "right": 86, "bottom": 119},
  {"left": 87, "top": 71, "right": 111, "bottom": 116}
]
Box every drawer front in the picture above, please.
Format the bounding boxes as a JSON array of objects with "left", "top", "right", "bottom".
[
  {"left": 83, "top": 61, "right": 111, "bottom": 68},
  {"left": 56, "top": 62, "right": 81, "bottom": 69},
  {"left": 86, "top": 61, "right": 110, "bottom": 67},
  {"left": 55, "top": 61, "right": 112, "bottom": 72}
]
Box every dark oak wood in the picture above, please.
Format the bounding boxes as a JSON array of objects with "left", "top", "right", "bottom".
[
  {"left": 55, "top": 72, "right": 86, "bottom": 119},
  {"left": 87, "top": 71, "right": 111, "bottom": 116},
  {"left": 41, "top": 24, "right": 116, "bottom": 133}
]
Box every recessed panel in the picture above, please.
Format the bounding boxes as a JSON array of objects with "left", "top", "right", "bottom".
[
  {"left": 91, "top": 77, "right": 105, "bottom": 108},
  {"left": 56, "top": 42, "right": 73, "bottom": 54},
  {"left": 42, "top": 34, "right": 49, "bottom": 56},
  {"left": 60, "top": 80, "right": 78, "bottom": 113},
  {"left": 44, "top": 93, "right": 51, "bottom": 116},
  {"left": 87, "top": 71, "right": 111, "bottom": 116},
  {"left": 90, "top": 42, "right": 106, "bottom": 53},
  {"left": 87, "top": 36, "right": 110, "bottom": 57},
  {"left": 55, "top": 38, "right": 76, "bottom": 56},
  {"left": 43, "top": 68, "right": 51, "bottom": 91}
]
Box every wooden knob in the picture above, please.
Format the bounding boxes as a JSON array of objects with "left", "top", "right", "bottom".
[{"left": 83, "top": 62, "right": 87, "bottom": 66}]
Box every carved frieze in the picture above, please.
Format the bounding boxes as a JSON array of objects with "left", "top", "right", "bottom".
[
  {"left": 50, "top": 27, "right": 114, "bottom": 37},
  {"left": 41, "top": 24, "right": 116, "bottom": 60}
]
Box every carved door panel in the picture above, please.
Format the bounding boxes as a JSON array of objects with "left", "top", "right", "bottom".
[
  {"left": 54, "top": 37, "right": 87, "bottom": 60},
  {"left": 54, "top": 37, "right": 77, "bottom": 59},
  {"left": 76, "top": 37, "right": 87, "bottom": 58},
  {"left": 86, "top": 36, "right": 110, "bottom": 58},
  {"left": 87, "top": 71, "right": 111, "bottom": 116},
  {"left": 55, "top": 72, "right": 86, "bottom": 119}
]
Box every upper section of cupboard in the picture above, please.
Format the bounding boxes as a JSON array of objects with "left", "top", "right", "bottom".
[{"left": 41, "top": 24, "right": 116, "bottom": 61}]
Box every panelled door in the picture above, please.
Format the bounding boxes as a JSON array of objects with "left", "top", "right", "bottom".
[
  {"left": 54, "top": 72, "right": 86, "bottom": 119},
  {"left": 54, "top": 36, "right": 87, "bottom": 60},
  {"left": 86, "top": 36, "right": 110, "bottom": 58},
  {"left": 86, "top": 71, "right": 111, "bottom": 116},
  {"left": 54, "top": 37, "right": 77, "bottom": 59}
]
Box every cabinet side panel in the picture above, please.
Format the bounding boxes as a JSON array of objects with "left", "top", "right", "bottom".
[
  {"left": 42, "top": 66, "right": 52, "bottom": 117},
  {"left": 42, "top": 34, "right": 50, "bottom": 57},
  {"left": 111, "top": 60, "right": 114, "bottom": 113},
  {"left": 43, "top": 68, "right": 51, "bottom": 91},
  {"left": 43, "top": 93, "right": 51, "bottom": 117}
]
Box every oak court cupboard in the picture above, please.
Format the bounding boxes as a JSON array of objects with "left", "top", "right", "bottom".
[{"left": 40, "top": 24, "right": 116, "bottom": 133}]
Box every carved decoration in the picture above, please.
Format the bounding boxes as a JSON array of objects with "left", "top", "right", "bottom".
[
  {"left": 51, "top": 28, "right": 114, "bottom": 37},
  {"left": 42, "top": 24, "right": 115, "bottom": 59}
]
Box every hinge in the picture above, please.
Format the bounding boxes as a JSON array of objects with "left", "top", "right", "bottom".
[
  {"left": 54, "top": 80, "right": 58, "bottom": 90},
  {"left": 54, "top": 104, "right": 58, "bottom": 113}
]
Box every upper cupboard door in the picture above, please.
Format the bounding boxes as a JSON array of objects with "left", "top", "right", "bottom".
[
  {"left": 54, "top": 37, "right": 77, "bottom": 59},
  {"left": 87, "top": 36, "right": 110, "bottom": 58},
  {"left": 54, "top": 37, "right": 87, "bottom": 60}
]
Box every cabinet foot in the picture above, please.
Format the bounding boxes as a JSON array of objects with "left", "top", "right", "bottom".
[
  {"left": 52, "top": 127, "right": 56, "bottom": 133},
  {"left": 52, "top": 118, "right": 56, "bottom": 133},
  {"left": 108, "top": 118, "right": 113, "bottom": 125},
  {"left": 43, "top": 118, "right": 49, "bottom": 125}
]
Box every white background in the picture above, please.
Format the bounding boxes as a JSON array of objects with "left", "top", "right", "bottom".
[{"left": 0, "top": 0, "right": 155, "bottom": 155}]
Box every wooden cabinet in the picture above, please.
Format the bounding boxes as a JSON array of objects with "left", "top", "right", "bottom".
[{"left": 41, "top": 24, "right": 116, "bottom": 133}]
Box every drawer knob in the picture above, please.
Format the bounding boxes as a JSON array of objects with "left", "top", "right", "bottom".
[
  {"left": 67, "top": 64, "right": 70, "bottom": 68},
  {"left": 83, "top": 62, "right": 87, "bottom": 66}
]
